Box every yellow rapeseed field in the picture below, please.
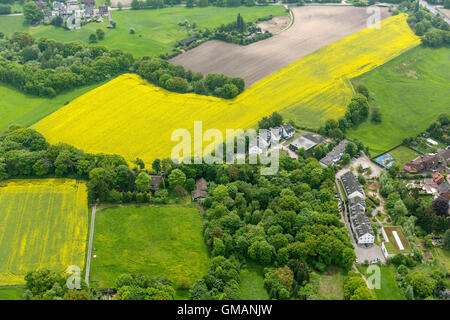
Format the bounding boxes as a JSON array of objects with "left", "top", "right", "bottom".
[
  {"left": 0, "top": 179, "right": 88, "bottom": 286},
  {"left": 33, "top": 14, "right": 420, "bottom": 164}
]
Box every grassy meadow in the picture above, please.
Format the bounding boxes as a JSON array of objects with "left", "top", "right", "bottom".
[
  {"left": 0, "top": 286, "right": 26, "bottom": 300},
  {"left": 0, "top": 179, "right": 88, "bottom": 286},
  {"left": 33, "top": 14, "right": 419, "bottom": 165},
  {"left": 358, "top": 265, "right": 406, "bottom": 300},
  {"left": 311, "top": 267, "right": 345, "bottom": 300},
  {"left": 0, "top": 81, "right": 108, "bottom": 134},
  {"left": 89, "top": 206, "right": 209, "bottom": 291},
  {"left": 0, "top": 6, "right": 286, "bottom": 57},
  {"left": 347, "top": 46, "right": 450, "bottom": 155},
  {"left": 239, "top": 262, "right": 269, "bottom": 300}
]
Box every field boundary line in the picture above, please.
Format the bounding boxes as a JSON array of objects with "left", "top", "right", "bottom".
[
  {"left": 273, "top": 8, "right": 294, "bottom": 35},
  {"left": 85, "top": 204, "right": 96, "bottom": 286},
  {"left": 371, "top": 143, "right": 404, "bottom": 160}
]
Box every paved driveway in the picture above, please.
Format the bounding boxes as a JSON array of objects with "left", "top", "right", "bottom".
[
  {"left": 337, "top": 152, "right": 381, "bottom": 179},
  {"left": 355, "top": 244, "right": 385, "bottom": 264}
]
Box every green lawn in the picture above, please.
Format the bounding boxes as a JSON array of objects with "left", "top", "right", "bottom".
[
  {"left": 0, "top": 286, "right": 26, "bottom": 300},
  {"left": 358, "top": 265, "right": 406, "bottom": 300},
  {"left": 384, "top": 145, "right": 420, "bottom": 166},
  {"left": 0, "top": 81, "right": 107, "bottom": 134},
  {"left": 89, "top": 206, "right": 209, "bottom": 294},
  {"left": 0, "top": 6, "right": 286, "bottom": 58},
  {"left": 347, "top": 46, "right": 450, "bottom": 155},
  {"left": 239, "top": 262, "right": 269, "bottom": 300},
  {"left": 313, "top": 267, "right": 345, "bottom": 300}
]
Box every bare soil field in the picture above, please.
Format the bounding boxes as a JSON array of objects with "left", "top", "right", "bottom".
[
  {"left": 110, "top": 0, "right": 132, "bottom": 7},
  {"left": 257, "top": 15, "right": 291, "bottom": 34},
  {"left": 438, "top": 7, "right": 450, "bottom": 18},
  {"left": 170, "top": 6, "right": 390, "bottom": 87}
]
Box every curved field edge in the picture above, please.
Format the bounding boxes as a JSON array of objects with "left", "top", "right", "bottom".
[
  {"left": 32, "top": 14, "right": 420, "bottom": 165},
  {"left": 0, "top": 179, "right": 88, "bottom": 286},
  {"left": 89, "top": 206, "right": 209, "bottom": 292},
  {"left": 347, "top": 46, "right": 450, "bottom": 155}
]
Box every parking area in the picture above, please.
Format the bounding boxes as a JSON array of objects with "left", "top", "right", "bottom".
[
  {"left": 355, "top": 244, "right": 385, "bottom": 264},
  {"left": 337, "top": 152, "right": 381, "bottom": 179}
]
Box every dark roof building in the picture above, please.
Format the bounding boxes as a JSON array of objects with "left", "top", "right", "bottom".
[
  {"left": 35, "top": 0, "right": 47, "bottom": 10},
  {"left": 281, "top": 123, "right": 295, "bottom": 139},
  {"left": 340, "top": 171, "right": 364, "bottom": 199},
  {"left": 192, "top": 178, "right": 207, "bottom": 201},
  {"left": 82, "top": 0, "right": 95, "bottom": 6},
  {"left": 437, "top": 149, "right": 450, "bottom": 165},
  {"left": 319, "top": 139, "right": 349, "bottom": 167},
  {"left": 180, "top": 37, "right": 197, "bottom": 47},
  {"left": 348, "top": 195, "right": 366, "bottom": 211},
  {"left": 289, "top": 132, "right": 323, "bottom": 152},
  {"left": 149, "top": 175, "right": 163, "bottom": 190},
  {"left": 403, "top": 154, "right": 439, "bottom": 173},
  {"left": 98, "top": 5, "right": 109, "bottom": 16},
  {"left": 438, "top": 183, "right": 450, "bottom": 200}
]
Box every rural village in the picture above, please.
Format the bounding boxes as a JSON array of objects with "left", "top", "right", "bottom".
[{"left": 0, "top": 0, "right": 449, "bottom": 306}]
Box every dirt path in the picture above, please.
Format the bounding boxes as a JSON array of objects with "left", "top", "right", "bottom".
[
  {"left": 84, "top": 204, "right": 96, "bottom": 285},
  {"left": 170, "top": 6, "right": 390, "bottom": 87}
]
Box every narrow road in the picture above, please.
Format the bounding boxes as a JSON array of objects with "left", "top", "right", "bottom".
[
  {"left": 85, "top": 204, "right": 96, "bottom": 285},
  {"left": 335, "top": 178, "right": 356, "bottom": 245},
  {"left": 419, "top": 0, "right": 450, "bottom": 25}
]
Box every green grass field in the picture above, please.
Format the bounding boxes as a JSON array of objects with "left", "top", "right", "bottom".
[
  {"left": 358, "top": 265, "right": 406, "bottom": 300},
  {"left": 312, "top": 267, "right": 345, "bottom": 300},
  {"left": 0, "top": 81, "right": 107, "bottom": 134},
  {"left": 0, "top": 286, "right": 26, "bottom": 300},
  {"left": 239, "top": 262, "right": 269, "bottom": 300},
  {"left": 89, "top": 206, "right": 209, "bottom": 292},
  {"left": 0, "top": 6, "right": 286, "bottom": 57},
  {"left": 347, "top": 46, "right": 450, "bottom": 155},
  {"left": 0, "top": 179, "right": 88, "bottom": 286},
  {"left": 386, "top": 145, "right": 420, "bottom": 166}
]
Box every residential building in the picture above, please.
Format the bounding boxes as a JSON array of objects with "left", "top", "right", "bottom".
[
  {"left": 319, "top": 139, "right": 349, "bottom": 167},
  {"left": 340, "top": 171, "right": 364, "bottom": 200},
  {"left": 98, "top": 5, "right": 109, "bottom": 16},
  {"left": 433, "top": 172, "right": 445, "bottom": 185},
  {"left": 341, "top": 171, "right": 374, "bottom": 246},
  {"left": 180, "top": 37, "right": 196, "bottom": 47},
  {"left": 270, "top": 127, "right": 282, "bottom": 142},
  {"left": 349, "top": 206, "right": 375, "bottom": 245},
  {"left": 35, "top": 0, "right": 47, "bottom": 10},
  {"left": 437, "top": 149, "right": 450, "bottom": 166},
  {"left": 149, "top": 175, "right": 163, "bottom": 190},
  {"left": 438, "top": 183, "right": 450, "bottom": 200},
  {"left": 191, "top": 178, "right": 207, "bottom": 202},
  {"left": 289, "top": 132, "right": 323, "bottom": 152},
  {"left": 280, "top": 123, "right": 295, "bottom": 139},
  {"left": 82, "top": 0, "right": 95, "bottom": 7},
  {"left": 403, "top": 154, "right": 439, "bottom": 173}
]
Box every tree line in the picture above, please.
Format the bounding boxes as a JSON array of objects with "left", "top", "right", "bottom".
[
  {"left": 0, "top": 32, "right": 246, "bottom": 98},
  {"left": 0, "top": 32, "right": 134, "bottom": 97},
  {"left": 394, "top": 0, "right": 450, "bottom": 47},
  {"left": 137, "top": 57, "right": 245, "bottom": 98}
]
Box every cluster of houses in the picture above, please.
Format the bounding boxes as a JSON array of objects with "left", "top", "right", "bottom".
[
  {"left": 407, "top": 171, "right": 450, "bottom": 200},
  {"left": 340, "top": 171, "right": 375, "bottom": 246},
  {"left": 319, "top": 139, "right": 349, "bottom": 167},
  {"left": 248, "top": 123, "right": 295, "bottom": 155},
  {"left": 403, "top": 148, "right": 450, "bottom": 201},
  {"left": 35, "top": 0, "right": 110, "bottom": 29},
  {"left": 403, "top": 148, "right": 450, "bottom": 174}
]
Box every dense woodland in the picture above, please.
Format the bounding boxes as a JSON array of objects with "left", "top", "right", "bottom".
[{"left": 0, "top": 32, "right": 134, "bottom": 97}]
